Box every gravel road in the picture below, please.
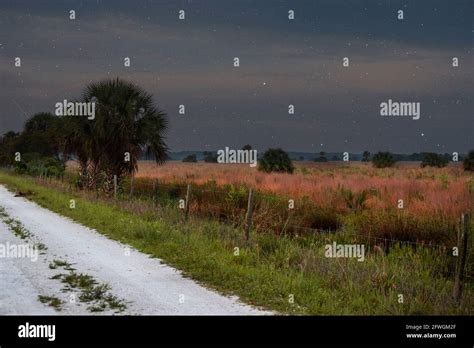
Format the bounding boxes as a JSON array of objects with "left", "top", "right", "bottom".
[{"left": 0, "top": 185, "right": 269, "bottom": 315}]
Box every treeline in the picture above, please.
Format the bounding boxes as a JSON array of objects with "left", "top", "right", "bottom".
[
  {"left": 177, "top": 149, "right": 474, "bottom": 173},
  {"left": 0, "top": 78, "right": 168, "bottom": 193}
]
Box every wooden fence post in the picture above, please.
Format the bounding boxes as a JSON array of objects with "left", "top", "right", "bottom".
[
  {"left": 244, "top": 188, "right": 255, "bottom": 240},
  {"left": 453, "top": 213, "right": 470, "bottom": 303},
  {"left": 184, "top": 184, "right": 192, "bottom": 221},
  {"left": 113, "top": 175, "right": 118, "bottom": 201}
]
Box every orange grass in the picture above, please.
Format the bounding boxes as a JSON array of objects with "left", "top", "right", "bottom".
[{"left": 135, "top": 161, "right": 473, "bottom": 220}]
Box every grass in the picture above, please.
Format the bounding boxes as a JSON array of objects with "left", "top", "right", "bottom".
[
  {"left": 110, "top": 161, "right": 473, "bottom": 246},
  {"left": 0, "top": 207, "right": 32, "bottom": 240},
  {"left": 0, "top": 171, "right": 472, "bottom": 315},
  {"left": 133, "top": 161, "right": 472, "bottom": 219},
  {"left": 38, "top": 295, "right": 63, "bottom": 311},
  {"left": 48, "top": 257, "right": 126, "bottom": 313},
  {"left": 0, "top": 204, "right": 48, "bottom": 255},
  {"left": 49, "top": 259, "right": 75, "bottom": 271}
]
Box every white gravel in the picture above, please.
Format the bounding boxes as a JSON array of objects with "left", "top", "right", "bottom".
[{"left": 0, "top": 185, "right": 269, "bottom": 315}]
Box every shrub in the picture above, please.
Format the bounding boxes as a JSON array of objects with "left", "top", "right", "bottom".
[
  {"left": 203, "top": 151, "right": 218, "bottom": 163},
  {"left": 258, "top": 148, "right": 294, "bottom": 174},
  {"left": 362, "top": 151, "right": 371, "bottom": 162},
  {"left": 182, "top": 154, "right": 197, "bottom": 163},
  {"left": 463, "top": 150, "right": 474, "bottom": 172},
  {"left": 372, "top": 152, "right": 396, "bottom": 168},
  {"left": 421, "top": 153, "right": 448, "bottom": 168},
  {"left": 14, "top": 152, "right": 65, "bottom": 177}
]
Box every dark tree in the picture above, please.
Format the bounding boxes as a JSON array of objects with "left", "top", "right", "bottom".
[
  {"left": 463, "top": 150, "right": 474, "bottom": 171},
  {"left": 362, "top": 151, "right": 370, "bottom": 162},
  {"left": 258, "top": 148, "right": 294, "bottom": 174},
  {"left": 66, "top": 78, "right": 168, "bottom": 190},
  {"left": 372, "top": 152, "right": 396, "bottom": 168},
  {"left": 421, "top": 153, "right": 448, "bottom": 168},
  {"left": 203, "top": 151, "right": 218, "bottom": 163},
  {"left": 182, "top": 154, "right": 197, "bottom": 163}
]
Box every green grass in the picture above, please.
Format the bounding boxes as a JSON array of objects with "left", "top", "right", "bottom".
[
  {"left": 0, "top": 204, "right": 48, "bottom": 255},
  {"left": 49, "top": 259, "right": 75, "bottom": 271},
  {"left": 38, "top": 295, "right": 63, "bottom": 311},
  {"left": 0, "top": 171, "right": 472, "bottom": 315},
  {"left": 47, "top": 258, "right": 126, "bottom": 313},
  {"left": 0, "top": 207, "right": 32, "bottom": 240}
]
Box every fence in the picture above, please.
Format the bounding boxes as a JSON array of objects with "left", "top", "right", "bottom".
[
  {"left": 6, "top": 168, "right": 472, "bottom": 304},
  {"left": 112, "top": 177, "right": 473, "bottom": 302}
]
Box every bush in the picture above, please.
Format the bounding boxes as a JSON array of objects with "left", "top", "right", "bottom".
[
  {"left": 258, "top": 148, "right": 294, "bottom": 174},
  {"left": 362, "top": 151, "right": 370, "bottom": 162},
  {"left": 13, "top": 153, "right": 65, "bottom": 177},
  {"left": 463, "top": 150, "right": 474, "bottom": 172},
  {"left": 182, "top": 154, "right": 197, "bottom": 163},
  {"left": 421, "top": 153, "right": 448, "bottom": 168},
  {"left": 203, "top": 151, "right": 218, "bottom": 163},
  {"left": 372, "top": 152, "right": 396, "bottom": 168}
]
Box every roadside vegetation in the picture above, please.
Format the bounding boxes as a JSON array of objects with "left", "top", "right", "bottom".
[{"left": 0, "top": 171, "right": 472, "bottom": 315}]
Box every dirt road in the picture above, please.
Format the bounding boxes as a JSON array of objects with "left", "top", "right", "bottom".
[{"left": 0, "top": 185, "right": 268, "bottom": 315}]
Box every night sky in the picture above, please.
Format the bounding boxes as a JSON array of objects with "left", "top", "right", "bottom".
[{"left": 0, "top": 0, "right": 472, "bottom": 153}]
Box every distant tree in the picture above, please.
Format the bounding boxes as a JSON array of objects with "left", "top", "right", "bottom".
[
  {"left": 24, "top": 112, "right": 58, "bottom": 133},
  {"left": 182, "top": 154, "right": 197, "bottom": 163},
  {"left": 15, "top": 112, "right": 62, "bottom": 158},
  {"left": 1, "top": 113, "right": 66, "bottom": 177},
  {"left": 421, "top": 153, "right": 448, "bottom": 168},
  {"left": 0, "top": 131, "right": 20, "bottom": 165},
  {"left": 362, "top": 151, "right": 370, "bottom": 162},
  {"left": 463, "top": 150, "right": 474, "bottom": 172},
  {"left": 242, "top": 144, "right": 252, "bottom": 151},
  {"left": 258, "top": 148, "right": 294, "bottom": 174},
  {"left": 372, "top": 151, "right": 396, "bottom": 168},
  {"left": 314, "top": 151, "right": 328, "bottom": 162},
  {"left": 299, "top": 155, "right": 304, "bottom": 161},
  {"left": 203, "top": 151, "right": 218, "bottom": 163}
]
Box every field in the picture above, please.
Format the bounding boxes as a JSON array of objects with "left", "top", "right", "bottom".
[
  {"left": 123, "top": 161, "right": 473, "bottom": 247},
  {"left": 6, "top": 159, "right": 470, "bottom": 315},
  {"left": 135, "top": 161, "right": 471, "bottom": 216},
  {"left": 1, "top": 169, "right": 473, "bottom": 315}
]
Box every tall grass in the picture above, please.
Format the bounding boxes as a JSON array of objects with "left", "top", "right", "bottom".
[
  {"left": 0, "top": 171, "right": 472, "bottom": 315},
  {"left": 108, "top": 161, "right": 473, "bottom": 247}
]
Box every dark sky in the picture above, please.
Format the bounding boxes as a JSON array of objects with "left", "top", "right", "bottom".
[{"left": 0, "top": 0, "right": 472, "bottom": 153}]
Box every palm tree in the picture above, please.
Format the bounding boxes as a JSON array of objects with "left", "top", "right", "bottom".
[{"left": 65, "top": 78, "right": 168, "bottom": 190}]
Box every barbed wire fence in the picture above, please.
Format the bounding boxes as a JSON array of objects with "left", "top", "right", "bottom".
[
  {"left": 4, "top": 166, "right": 471, "bottom": 304},
  {"left": 115, "top": 177, "right": 472, "bottom": 303}
]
